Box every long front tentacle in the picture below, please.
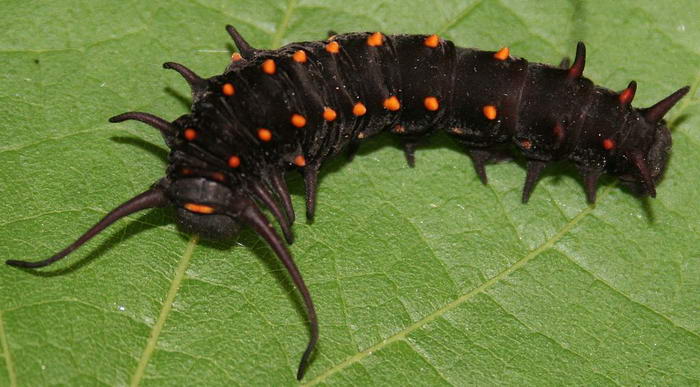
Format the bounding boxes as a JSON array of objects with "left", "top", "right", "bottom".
[
  {"left": 239, "top": 203, "right": 318, "bottom": 380},
  {"left": 6, "top": 188, "right": 170, "bottom": 268}
]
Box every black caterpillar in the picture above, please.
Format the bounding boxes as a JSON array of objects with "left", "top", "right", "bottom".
[{"left": 6, "top": 26, "right": 690, "bottom": 380}]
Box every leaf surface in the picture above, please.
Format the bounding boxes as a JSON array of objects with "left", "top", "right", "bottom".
[{"left": 1, "top": 0, "right": 698, "bottom": 385}]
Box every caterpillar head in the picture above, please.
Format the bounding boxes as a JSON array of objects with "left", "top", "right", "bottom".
[
  {"left": 168, "top": 177, "right": 242, "bottom": 239},
  {"left": 5, "top": 49, "right": 317, "bottom": 379},
  {"left": 164, "top": 173, "right": 294, "bottom": 244},
  {"left": 6, "top": 118, "right": 317, "bottom": 382},
  {"left": 615, "top": 86, "right": 689, "bottom": 197}
]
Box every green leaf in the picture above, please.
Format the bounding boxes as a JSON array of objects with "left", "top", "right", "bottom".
[{"left": 1, "top": 0, "right": 698, "bottom": 385}]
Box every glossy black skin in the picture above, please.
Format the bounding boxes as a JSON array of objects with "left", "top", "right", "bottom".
[{"left": 166, "top": 32, "right": 672, "bottom": 235}]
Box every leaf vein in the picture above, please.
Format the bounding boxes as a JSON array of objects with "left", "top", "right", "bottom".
[
  {"left": 485, "top": 293, "right": 623, "bottom": 386},
  {"left": 0, "top": 312, "right": 17, "bottom": 387},
  {"left": 403, "top": 338, "right": 455, "bottom": 385},
  {"left": 557, "top": 253, "right": 700, "bottom": 341},
  {"left": 129, "top": 234, "right": 199, "bottom": 387},
  {"left": 271, "top": 0, "right": 298, "bottom": 49},
  {"left": 356, "top": 162, "right": 460, "bottom": 300},
  {"left": 436, "top": 0, "right": 483, "bottom": 35},
  {"left": 303, "top": 198, "right": 597, "bottom": 385}
]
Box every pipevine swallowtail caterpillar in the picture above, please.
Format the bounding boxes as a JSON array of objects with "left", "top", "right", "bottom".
[{"left": 6, "top": 26, "right": 690, "bottom": 380}]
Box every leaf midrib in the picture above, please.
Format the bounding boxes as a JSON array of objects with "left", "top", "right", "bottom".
[
  {"left": 302, "top": 185, "right": 604, "bottom": 385},
  {"left": 129, "top": 235, "right": 199, "bottom": 387},
  {"left": 0, "top": 311, "right": 17, "bottom": 387}
]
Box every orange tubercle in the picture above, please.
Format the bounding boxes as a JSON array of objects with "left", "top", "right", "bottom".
[
  {"left": 262, "top": 59, "right": 276, "bottom": 75},
  {"left": 294, "top": 155, "right": 306, "bottom": 167},
  {"left": 482, "top": 105, "right": 497, "bottom": 120},
  {"left": 619, "top": 88, "right": 634, "bottom": 104},
  {"left": 367, "top": 32, "right": 384, "bottom": 47},
  {"left": 291, "top": 114, "right": 307, "bottom": 128},
  {"left": 323, "top": 107, "right": 337, "bottom": 121},
  {"left": 258, "top": 128, "right": 272, "bottom": 142},
  {"left": 424, "top": 34, "right": 439, "bottom": 48},
  {"left": 211, "top": 172, "right": 225, "bottom": 182},
  {"left": 184, "top": 128, "right": 197, "bottom": 141},
  {"left": 231, "top": 52, "right": 243, "bottom": 62},
  {"left": 228, "top": 155, "right": 241, "bottom": 168},
  {"left": 353, "top": 102, "right": 367, "bottom": 116},
  {"left": 184, "top": 203, "right": 215, "bottom": 214},
  {"left": 494, "top": 47, "right": 510, "bottom": 61},
  {"left": 553, "top": 123, "right": 564, "bottom": 139},
  {"left": 326, "top": 41, "right": 340, "bottom": 54},
  {"left": 424, "top": 96, "right": 439, "bottom": 111},
  {"left": 222, "top": 83, "right": 235, "bottom": 96},
  {"left": 383, "top": 96, "right": 401, "bottom": 111},
  {"left": 602, "top": 138, "right": 615, "bottom": 150},
  {"left": 520, "top": 139, "right": 532, "bottom": 150},
  {"left": 293, "top": 50, "right": 307, "bottom": 63}
]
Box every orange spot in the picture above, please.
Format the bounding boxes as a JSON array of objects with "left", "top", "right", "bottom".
[
  {"left": 520, "top": 139, "right": 532, "bottom": 150},
  {"left": 228, "top": 155, "right": 241, "bottom": 168},
  {"left": 294, "top": 155, "right": 306, "bottom": 167},
  {"left": 619, "top": 88, "right": 634, "bottom": 104},
  {"left": 291, "top": 114, "right": 307, "bottom": 128},
  {"left": 494, "top": 47, "right": 510, "bottom": 61},
  {"left": 424, "top": 34, "right": 439, "bottom": 48},
  {"left": 482, "top": 105, "right": 497, "bottom": 120},
  {"left": 262, "top": 59, "right": 276, "bottom": 75},
  {"left": 353, "top": 102, "right": 367, "bottom": 116},
  {"left": 602, "top": 138, "right": 615, "bottom": 150},
  {"left": 222, "top": 83, "right": 235, "bottom": 96},
  {"left": 184, "top": 128, "right": 197, "bottom": 141},
  {"left": 392, "top": 124, "right": 405, "bottom": 133},
  {"left": 211, "top": 172, "right": 225, "bottom": 182},
  {"left": 323, "top": 107, "right": 337, "bottom": 121},
  {"left": 231, "top": 52, "right": 243, "bottom": 62},
  {"left": 367, "top": 32, "right": 384, "bottom": 47},
  {"left": 258, "top": 128, "right": 272, "bottom": 142},
  {"left": 383, "top": 96, "right": 401, "bottom": 111},
  {"left": 424, "top": 96, "right": 439, "bottom": 111},
  {"left": 326, "top": 41, "right": 340, "bottom": 54},
  {"left": 293, "top": 50, "right": 307, "bottom": 63},
  {"left": 184, "top": 203, "right": 215, "bottom": 214},
  {"left": 553, "top": 123, "right": 564, "bottom": 140},
  {"left": 181, "top": 168, "right": 193, "bottom": 175}
]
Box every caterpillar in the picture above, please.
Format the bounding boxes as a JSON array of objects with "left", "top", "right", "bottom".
[{"left": 5, "top": 26, "right": 689, "bottom": 380}]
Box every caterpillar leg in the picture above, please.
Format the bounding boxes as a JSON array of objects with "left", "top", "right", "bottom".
[
  {"left": 522, "top": 160, "right": 547, "bottom": 203},
  {"left": 403, "top": 142, "right": 418, "bottom": 168},
  {"left": 346, "top": 141, "right": 360, "bottom": 161},
  {"left": 466, "top": 148, "right": 512, "bottom": 184},
  {"left": 396, "top": 133, "right": 424, "bottom": 168},
  {"left": 580, "top": 169, "right": 601, "bottom": 204}
]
